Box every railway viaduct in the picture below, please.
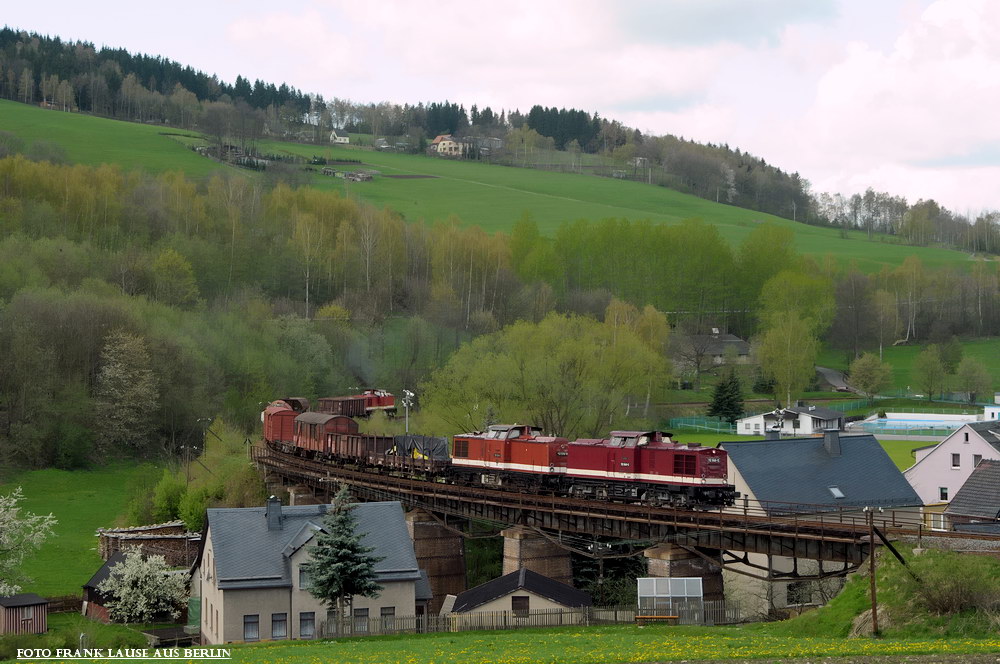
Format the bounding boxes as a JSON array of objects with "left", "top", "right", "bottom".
[{"left": 251, "top": 445, "right": 995, "bottom": 613}]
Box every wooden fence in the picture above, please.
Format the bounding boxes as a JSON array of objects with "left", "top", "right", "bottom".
[{"left": 320, "top": 601, "right": 741, "bottom": 637}]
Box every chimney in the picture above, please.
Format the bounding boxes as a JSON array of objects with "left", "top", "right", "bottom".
[
  {"left": 266, "top": 495, "right": 283, "bottom": 530},
  {"left": 823, "top": 429, "right": 841, "bottom": 457}
]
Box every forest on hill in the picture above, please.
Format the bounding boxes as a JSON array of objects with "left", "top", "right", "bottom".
[
  {"left": 2, "top": 144, "right": 1000, "bottom": 472},
  {"left": 4, "top": 26, "right": 998, "bottom": 255}
]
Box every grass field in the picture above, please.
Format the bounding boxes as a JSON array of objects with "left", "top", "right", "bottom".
[
  {"left": 61, "top": 624, "right": 995, "bottom": 664},
  {"left": 0, "top": 464, "right": 154, "bottom": 597},
  {"left": 818, "top": 337, "right": 1000, "bottom": 393},
  {"left": 0, "top": 99, "right": 974, "bottom": 272}
]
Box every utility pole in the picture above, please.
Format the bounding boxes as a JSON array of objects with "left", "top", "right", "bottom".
[
  {"left": 867, "top": 507, "right": 879, "bottom": 636},
  {"left": 402, "top": 390, "right": 414, "bottom": 433}
]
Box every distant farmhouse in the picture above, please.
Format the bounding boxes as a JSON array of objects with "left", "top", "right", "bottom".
[
  {"left": 329, "top": 129, "right": 349, "bottom": 145},
  {"left": 429, "top": 134, "right": 462, "bottom": 157},
  {"left": 736, "top": 403, "right": 844, "bottom": 436}
]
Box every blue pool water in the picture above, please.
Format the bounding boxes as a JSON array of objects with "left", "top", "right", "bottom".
[{"left": 859, "top": 418, "right": 970, "bottom": 432}]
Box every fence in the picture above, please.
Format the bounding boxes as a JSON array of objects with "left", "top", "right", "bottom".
[
  {"left": 319, "top": 601, "right": 742, "bottom": 637},
  {"left": 667, "top": 417, "right": 735, "bottom": 433}
]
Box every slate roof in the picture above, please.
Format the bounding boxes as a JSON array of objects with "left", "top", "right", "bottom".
[
  {"left": 451, "top": 567, "right": 591, "bottom": 613},
  {"left": 689, "top": 333, "right": 750, "bottom": 356},
  {"left": 204, "top": 501, "right": 422, "bottom": 591},
  {"left": 945, "top": 459, "right": 1000, "bottom": 520},
  {"left": 83, "top": 551, "right": 126, "bottom": 595},
  {"left": 0, "top": 593, "right": 48, "bottom": 608},
  {"left": 718, "top": 433, "right": 921, "bottom": 513},
  {"left": 782, "top": 405, "right": 845, "bottom": 421},
  {"left": 415, "top": 571, "right": 433, "bottom": 602}
]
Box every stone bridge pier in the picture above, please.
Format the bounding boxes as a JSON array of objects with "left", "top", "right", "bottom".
[
  {"left": 644, "top": 543, "right": 724, "bottom": 601},
  {"left": 501, "top": 526, "right": 574, "bottom": 586}
]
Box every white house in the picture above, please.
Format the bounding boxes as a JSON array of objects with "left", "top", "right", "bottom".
[
  {"left": 329, "top": 129, "right": 349, "bottom": 145},
  {"left": 903, "top": 422, "right": 1000, "bottom": 528},
  {"left": 736, "top": 404, "right": 844, "bottom": 436},
  {"left": 430, "top": 134, "right": 462, "bottom": 157}
]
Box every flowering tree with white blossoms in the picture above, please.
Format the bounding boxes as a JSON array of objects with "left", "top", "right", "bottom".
[
  {"left": 0, "top": 486, "right": 56, "bottom": 596},
  {"left": 97, "top": 548, "right": 187, "bottom": 623}
]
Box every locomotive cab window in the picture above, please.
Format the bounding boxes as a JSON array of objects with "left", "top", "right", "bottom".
[{"left": 508, "top": 428, "right": 522, "bottom": 438}]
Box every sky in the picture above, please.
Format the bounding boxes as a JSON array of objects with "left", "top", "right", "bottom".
[{"left": 6, "top": 0, "right": 1000, "bottom": 213}]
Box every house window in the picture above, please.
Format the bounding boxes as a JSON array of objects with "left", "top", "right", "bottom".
[
  {"left": 380, "top": 606, "right": 395, "bottom": 631},
  {"left": 353, "top": 608, "right": 369, "bottom": 633},
  {"left": 754, "top": 423, "right": 760, "bottom": 430},
  {"left": 271, "top": 613, "right": 287, "bottom": 639},
  {"left": 974, "top": 454, "right": 983, "bottom": 467},
  {"left": 964, "top": 432, "right": 969, "bottom": 442},
  {"left": 299, "top": 612, "right": 315, "bottom": 638},
  {"left": 243, "top": 614, "right": 259, "bottom": 641},
  {"left": 512, "top": 595, "right": 530, "bottom": 617},
  {"left": 939, "top": 487, "right": 949, "bottom": 501},
  {"left": 299, "top": 567, "right": 311, "bottom": 589},
  {"left": 454, "top": 439, "right": 469, "bottom": 458},
  {"left": 744, "top": 424, "right": 750, "bottom": 430},
  {"left": 951, "top": 453, "right": 960, "bottom": 468},
  {"left": 20, "top": 605, "right": 34, "bottom": 620}
]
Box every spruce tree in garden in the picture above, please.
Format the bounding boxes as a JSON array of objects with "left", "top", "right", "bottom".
[
  {"left": 707, "top": 369, "right": 744, "bottom": 425},
  {"left": 302, "top": 485, "right": 383, "bottom": 630}
]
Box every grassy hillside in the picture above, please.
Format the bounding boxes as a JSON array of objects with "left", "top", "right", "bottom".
[
  {"left": 0, "top": 99, "right": 971, "bottom": 272},
  {"left": 818, "top": 338, "right": 1000, "bottom": 393},
  {"left": 0, "top": 464, "right": 155, "bottom": 597}
]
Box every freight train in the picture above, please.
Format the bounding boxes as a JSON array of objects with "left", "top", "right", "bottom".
[{"left": 262, "top": 398, "right": 736, "bottom": 508}]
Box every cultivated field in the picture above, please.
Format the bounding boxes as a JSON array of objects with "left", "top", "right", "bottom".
[{"left": 0, "top": 99, "right": 973, "bottom": 272}]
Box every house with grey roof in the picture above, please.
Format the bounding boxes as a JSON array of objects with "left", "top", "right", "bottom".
[
  {"left": 440, "top": 568, "right": 590, "bottom": 629},
  {"left": 943, "top": 459, "right": 1000, "bottom": 533},
  {"left": 718, "top": 431, "right": 921, "bottom": 616},
  {"left": 191, "top": 498, "right": 430, "bottom": 644},
  {"left": 903, "top": 422, "right": 1000, "bottom": 530},
  {"left": 736, "top": 403, "right": 844, "bottom": 436}
]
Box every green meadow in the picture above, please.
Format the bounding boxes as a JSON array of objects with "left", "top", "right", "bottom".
[
  {"left": 0, "top": 99, "right": 973, "bottom": 272},
  {"left": 818, "top": 337, "right": 1000, "bottom": 393},
  {"left": 0, "top": 464, "right": 153, "bottom": 597}
]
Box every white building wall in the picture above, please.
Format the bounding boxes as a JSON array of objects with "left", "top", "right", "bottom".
[{"left": 903, "top": 425, "right": 1000, "bottom": 506}]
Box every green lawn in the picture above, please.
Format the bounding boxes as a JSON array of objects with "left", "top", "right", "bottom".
[
  {"left": 0, "top": 464, "right": 150, "bottom": 597},
  {"left": 818, "top": 338, "right": 1000, "bottom": 393},
  {"left": 0, "top": 99, "right": 974, "bottom": 272},
  {"left": 58, "top": 624, "right": 996, "bottom": 664}
]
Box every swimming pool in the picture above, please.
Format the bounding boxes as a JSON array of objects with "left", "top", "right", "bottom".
[{"left": 853, "top": 412, "right": 979, "bottom": 433}]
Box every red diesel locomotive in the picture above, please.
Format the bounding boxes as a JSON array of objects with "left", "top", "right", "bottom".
[{"left": 262, "top": 402, "right": 736, "bottom": 508}]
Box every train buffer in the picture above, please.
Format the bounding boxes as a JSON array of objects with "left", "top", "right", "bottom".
[{"left": 635, "top": 615, "right": 679, "bottom": 625}]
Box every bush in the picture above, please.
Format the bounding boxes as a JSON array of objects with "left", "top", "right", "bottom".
[{"left": 887, "top": 550, "right": 1000, "bottom": 617}]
